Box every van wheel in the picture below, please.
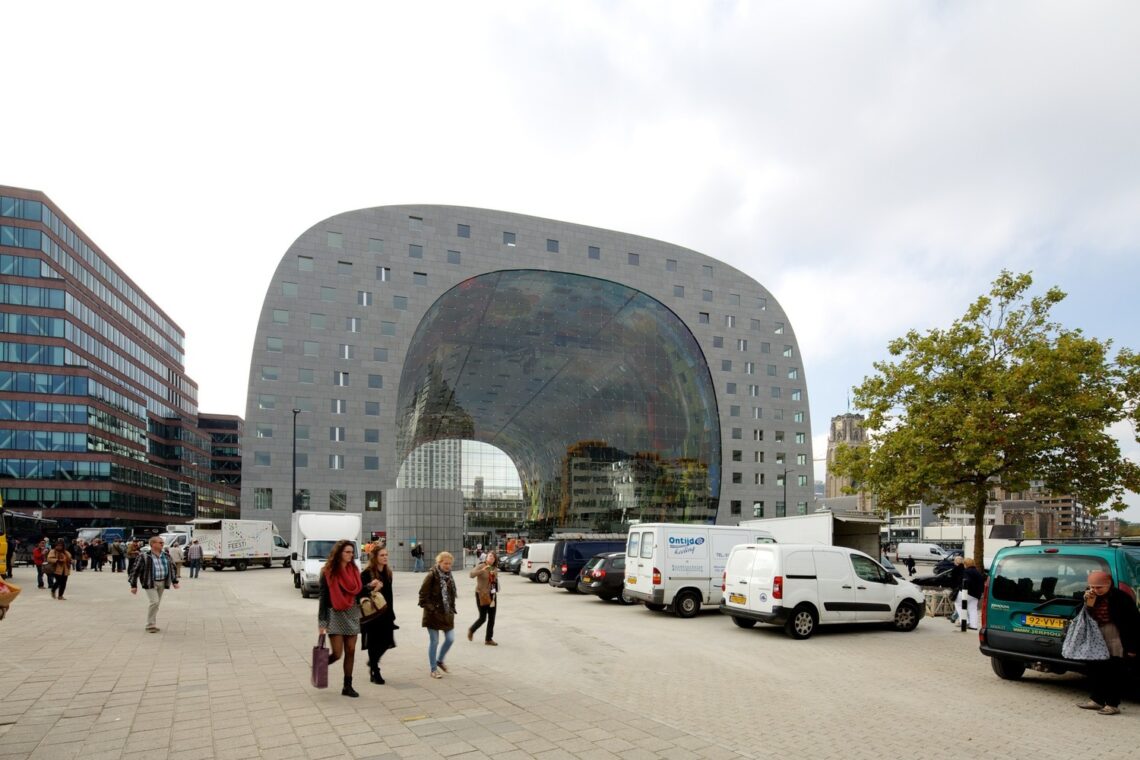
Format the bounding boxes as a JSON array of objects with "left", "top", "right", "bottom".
[
  {"left": 234, "top": 560, "right": 249, "bottom": 572},
  {"left": 991, "top": 657, "right": 1026, "bottom": 681},
  {"left": 785, "top": 604, "right": 817, "bottom": 639},
  {"left": 536, "top": 569, "right": 550, "bottom": 584},
  {"left": 674, "top": 590, "right": 702, "bottom": 619},
  {"left": 263, "top": 560, "right": 272, "bottom": 569},
  {"left": 619, "top": 591, "right": 636, "bottom": 605},
  {"left": 732, "top": 616, "right": 757, "bottom": 629},
  {"left": 645, "top": 603, "right": 667, "bottom": 612},
  {"left": 300, "top": 586, "right": 311, "bottom": 599},
  {"left": 893, "top": 601, "right": 920, "bottom": 632}
]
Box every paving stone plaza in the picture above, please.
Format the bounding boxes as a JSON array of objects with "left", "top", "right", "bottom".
[{"left": 1, "top": 564, "right": 1135, "bottom": 759}]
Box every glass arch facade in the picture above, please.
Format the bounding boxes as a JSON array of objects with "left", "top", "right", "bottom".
[{"left": 396, "top": 270, "right": 720, "bottom": 529}]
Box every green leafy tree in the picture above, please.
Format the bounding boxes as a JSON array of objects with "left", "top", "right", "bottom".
[{"left": 833, "top": 271, "right": 1140, "bottom": 565}]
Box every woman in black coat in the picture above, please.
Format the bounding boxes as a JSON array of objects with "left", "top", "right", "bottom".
[{"left": 360, "top": 545, "right": 396, "bottom": 684}]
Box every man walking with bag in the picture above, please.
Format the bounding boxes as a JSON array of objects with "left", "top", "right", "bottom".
[{"left": 128, "top": 536, "right": 180, "bottom": 632}]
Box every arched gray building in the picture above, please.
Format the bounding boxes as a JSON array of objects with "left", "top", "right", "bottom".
[{"left": 242, "top": 206, "right": 812, "bottom": 562}]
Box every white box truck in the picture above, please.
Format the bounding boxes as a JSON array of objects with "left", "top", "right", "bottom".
[
  {"left": 739, "top": 510, "right": 883, "bottom": 558},
  {"left": 624, "top": 523, "right": 775, "bottom": 618},
  {"left": 191, "top": 518, "right": 290, "bottom": 571},
  {"left": 290, "top": 512, "right": 363, "bottom": 598}
]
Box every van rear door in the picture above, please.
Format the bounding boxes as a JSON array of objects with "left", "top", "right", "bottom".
[
  {"left": 626, "top": 529, "right": 657, "bottom": 595},
  {"left": 810, "top": 548, "right": 856, "bottom": 623},
  {"left": 744, "top": 546, "right": 778, "bottom": 616},
  {"left": 723, "top": 545, "right": 758, "bottom": 610}
]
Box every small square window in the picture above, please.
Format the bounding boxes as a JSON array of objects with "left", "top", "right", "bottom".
[
  {"left": 303, "top": 340, "right": 319, "bottom": 357},
  {"left": 408, "top": 216, "right": 423, "bottom": 232},
  {"left": 674, "top": 285, "right": 685, "bottom": 297},
  {"left": 368, "top": 374, "right": 383, "bottom": 389},
  {"left": 254, "top": 452, "right": 271, "bottom": 466},
  {"left": 588, "top": 245, "right": 600, "bottom": 260},
  {"left": 627, "top": 252, "right": 639, "bottom": 266},
  {"left": 408, "top": 244, "right": 423, "bottom": 259},
  {"left": 329, "top": 454, "right": 345, "bottom": 470},
  {"left": 256, "top": 425, "right": 273, "bottom": 438},
  {"left": 295, "top": 397, "right": 313, "bottom": 412},
  {"left": 797, "top": 453, "right": 807, "bottom": 466},
  {"left": 413, "top": 272, "right": 427, "bottom": 286},
  {"left": 377, "top": 266, "right": 390, "bottom": 282},
  {"left": 368, "top": 238, "right": 384, "bottom": 253},
  {"left": 298, "top": 368, "right": 314, "bottom": 384},
  {"left": 775, "top": 322, "right": 785, "bottom": 334},
  {"left": 261, "top": 366, "right": 279, "bottom": 381},
  {"left": 364, "top": 429, "right": 380, "bottom": 443},
  {"left": 773, "top": 409, "right": 784, "bottom": 420},
  {"left": 730, "top": 405, "right": 740, "bottom": 417},
  {"left": 726, "top": 315, "right": 736, "bottom": 328},
  {"left": 381, "top": 322, "right": 396, "bottom": 336},
  {"left": 754, "top": 429, "right": 764, "bottom": 441},
  {"left": 503, "top": 231, "right": 516, "bottom": 246},
  {"left": 753, "top": 407, "right": 763, "bottom": 420},
  {"left": 793, "top": 411, "right": 804, "bottom": 423},
  {"left": 546, "top": 239, "right": 559, "bottom": 253},
  {"left": 272, "top": 309, "right": 289, "bottom": 324},
  {"left": 795, "top": 432, "right": 806, "bottom": 444},
  {"left": 334, "top": 371, "right": 349, "bottom": 386},
  {"left": 358, "top": 290, "right": 373, "bottom": 306},
  {"left": 775, "top": 431, "right": 785, "bottom": 443},
  {"left": 393, "top": 295, "right": 407, "bottom": 310},
  {"left": 737, "top": 339, "right": 748, "bottom": 352},
  {"left": 295, "top": 454, "right": 308, "bottom": 468},
  {"left": 340, "top": 342, "right": 356, "bottom": 358},
  {"left": 767, "top": 364, "right": 777, "bottom": 376},
  {"left": 731, "top": 450, "right": 742, "bottom": 462},
  {"left": 731, "top": 427, "right": 742, "bottom": 440},
  {"left": 702, "top": 290, "right": 713, "bottom": 302},
  {"left": 258, "top": 394, "right": 276, "bottom": 410},
  {"left": 365, "top": 401, "right": 380, "bottom": 416},
  {"left": 721, "top": 359, "right": 732, "bottom": 372},
  {"left": 702, "top": 265, "right": 713, "bottom": 277},
  {"left": 346, "top": 317, "right": 361, "bottom": 332},
  {"left": 457, "top": 223, "right": 470, "bottom": 238},
  {"left": 754, "top": 451, "right": 764, "bottom": 463},
  {"left": 298, "top": 256, "right": 314, "bottom": 272},
  {"left": 337, "top": 261, "right": 352, "bottom": 276},
  {"left": 365, "top": 491, "right": 383, "bottom": 511},
  {"left": 753, "top": 501, "right": 764, "bottom": 518},
  {"left": 784, "top": 345, "right": 795, "bottom": 358},
  {"left": 373, "top": 347, "right": 388, "bottom": 362},
  {"left": 732, "top": 472, "right": 743, "bottom": 484},
  {"left": 282, "top": 282, "right": 297, "bottom": 297},
  {"left": 726, "top": 382, "right": 737, "bottom": 394},
  {"left": 330, "top": 426, "right": 346, "bottom": 441},
  {"left": 761, "top": 342, "right": 771, "bottom": 354},
  {"left": 791, "top": 389, "right": 802, "bottom": 401},
  {"left": 310, "top": 313, "right": 326, "bottom": 330},
  {"left": 730, "top": 500, "right": 742, "bottom": 516},
  {"left": 713, "top": 336, "right": 724, "bottom": 348},
  {"left": 751, "top": 318, "right": 761, "bottom": 331},
  {"left": 699, "top": 312, "right": 710, "bottom": 324},
  {"left": 745, "top": 362, "right": 755, "bottom": 374},
  {"left": 757, "top": 297, "right": 768, "bottom": 310},
  {"left": 364, "top": 456, "right": 380, "bottom": 471},
  {"left": 728, "top": 294, "right": 740, "bottom": 306},
  {"left": 331, "top": 399, "right": 346, "bottom": 414},
  {"left": 320, "top": 286, "right": 336, "bottom": 302},
  {"left": 771, "top": 387, "right": 782, "bottom": 398},
  {"left": 447, "top": 250, "right": 461, "bottom": 265},
  {"left": 666, "top": 259, "right": 677, "bottom": 272}
]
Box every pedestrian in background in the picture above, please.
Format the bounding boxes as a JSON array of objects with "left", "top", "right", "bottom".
[
  {"left": 32, "top": 540, "right": 47, "bottom": 589},
  {"left": 126, "top": 539, "right": 141, "bottom": 576},
  {"left": 168, "top": 542, "right": 184, "bottom": 577},
  {"left": 947, "top": 555, "right": 965, "bottom": 624},
  {"left": 467, "top": 550, "right": 499, "bottom": 646},
  {"left": 360, "top": 545, "right": 396, "bottom": 685},
  {"left": 318, "top": 539, "right": 370, "bottom": 698},
  {"left": 109, "top": 538, "right": 125, "bottom": 573},
  {"left": 186, "top": 539, "right": 203, "bottom": 578},
  {"left": 419, "top": 551, "right": 457, "bottom": 679},
  {"left": 1075, "top": 570, "right": 1140, "bottom": 715},
  {"left": 959, "top": 557, "right": 984, "bottom": 631},
  {"left": 46, "top": 540, "right": 72, "bottom": 600},
  {"left": 129, "top": 536, "right": 180, "bottom": 632},
  {"left": 411, "top": 542, "right": 425, "bottom": 573}
]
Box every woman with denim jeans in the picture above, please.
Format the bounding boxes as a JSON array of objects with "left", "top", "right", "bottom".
[{"left": 419, "top": 551, "right": 457, "bottom": 679}]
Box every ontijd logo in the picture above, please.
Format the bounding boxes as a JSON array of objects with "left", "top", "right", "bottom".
[{"left": 668, "top": 536, "right": 705, "bottom": 546}]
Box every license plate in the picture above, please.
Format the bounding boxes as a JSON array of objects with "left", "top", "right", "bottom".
[
  {"left": 627, "top": 577, "right": 636, "bottom": 584},
  {"left": 1025, "top": 614, "right": 1065, "bottom": 630},
  {"left": 728, "top": 592, "right": 746, "bottom": 604}
]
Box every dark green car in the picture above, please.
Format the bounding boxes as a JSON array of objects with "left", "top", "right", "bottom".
[{"left": 980, "top": 540, "right": 1140, "bottom": 680}]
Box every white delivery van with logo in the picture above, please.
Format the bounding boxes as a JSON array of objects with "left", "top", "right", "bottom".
[
  {"left": 624, "top": 523, "right": 773, "bottom": 618},
  {"left": 519, "top": 541, "right": 556, "bottom": 584},
  {"left": 895, "top": 542, "right": 949, "bottom": 568},
  {"left": 720, "top": 543, "right": 925, "bottom": 639}
]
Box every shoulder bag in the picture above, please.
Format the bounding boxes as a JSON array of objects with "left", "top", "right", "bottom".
[
  {"left": 359, "top": 589, "right": 387, "bottom": 623},
  {"left": 1062, "top": 606, "right": 1111, "bottom": 661}
]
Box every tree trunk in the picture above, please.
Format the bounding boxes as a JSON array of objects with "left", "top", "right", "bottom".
[{"left": 972, "top": 486, "right": 988, "bottom": 568}]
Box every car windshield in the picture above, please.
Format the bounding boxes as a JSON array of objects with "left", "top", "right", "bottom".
[
  {"left": 990, "top": 554, "right": 1110, "bottom": 604},
  {"left": 306, "top": 540, "right": 339, "bottom": 560}
]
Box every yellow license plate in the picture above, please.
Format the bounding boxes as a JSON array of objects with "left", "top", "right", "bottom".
[
  {"left": 627, "top": 577, "right": 636, "bottom": 584},
  {"left": 1025, "top": 614, "right": 1065, "bottom": 630},
  {"left": 729, "top": 592, "right": 746, "bottom": 604}
]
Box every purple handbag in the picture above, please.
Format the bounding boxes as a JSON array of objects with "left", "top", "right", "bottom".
[{"left": 311, "top": 633, "right": 329, "bottom": 688}]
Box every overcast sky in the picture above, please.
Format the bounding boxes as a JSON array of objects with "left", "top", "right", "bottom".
[{"left": 5, "top": 1, "right": 1139, "bottom": 517}]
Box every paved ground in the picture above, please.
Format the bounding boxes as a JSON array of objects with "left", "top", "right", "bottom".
[{"left": 0, "top": 562, "right": 1136, "bottom": 759}]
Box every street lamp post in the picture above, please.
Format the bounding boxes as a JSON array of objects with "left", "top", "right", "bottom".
[
  {"left": 291, "top": 408, "right": 301, "bottom": 512},
  {"left": 783, "top": 467, "right": 795, "bottom": 516}
]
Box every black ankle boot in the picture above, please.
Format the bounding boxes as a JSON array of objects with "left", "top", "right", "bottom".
[
  {"left": 375, "top": 669, "right": 385, "bottom": 685},
  {"left": 342, "top": 676, "right": 359, "bottom": 698},
  {"left": 369, "top": 665, "right": 381, "bottom": 684}
]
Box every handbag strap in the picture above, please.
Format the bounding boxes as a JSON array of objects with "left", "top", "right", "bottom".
[{"left": 317, "top": 633, "right": 326, "bottom": 649}]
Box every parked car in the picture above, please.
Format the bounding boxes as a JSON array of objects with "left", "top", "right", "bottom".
[
  {"left": 549, "top": 538, "right": 626, "bottom": 590},
  {"left": 519, "top": 541, "right": 556, "bottom": 583},
  {"left": 981, "top": 540, "right": 1140, "bottom": 681},
  {"left": 933, "top": 550, "right": 965, "bottom": 574},
  {"left": 721, "top": 543, "right": 926, "bottom": 639},
  {"left": 499, "top": 548, "right": 523, "bottom": 573},
  {"left": 910, "top": 569, "right": 957, "bottom": 588},
  {"left": 577, "top": 552, "right": 634, "bottom": 603}
]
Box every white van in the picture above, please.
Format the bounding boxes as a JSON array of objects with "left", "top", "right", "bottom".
[
  {"left": 624, "top": 524, "right": 774, "bottom": 618},
  {"left": 519, "top": 542, "right": 556, "bottom": 583},
  {"left": 895, "top": 543, "right": 948, "bottom": 564},
  {"left": 720, "top": 543, "right": 925, "bottom": 639}
]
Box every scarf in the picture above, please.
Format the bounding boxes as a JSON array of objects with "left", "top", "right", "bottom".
[
  {"left": 436, "top": 567, "right": 456, "bottom": 613},
  {"left": 326, "top": 563, "right": 362, "bottom": 611}
]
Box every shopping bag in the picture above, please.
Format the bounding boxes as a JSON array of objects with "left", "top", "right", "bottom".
[
  {"left": 0, "top": 579, "right": 20, "bottom": 606},
  {"left": 1062, "top": 606, "right": 1110, "bottom": 661},
  {"left": 311, "top": 633, "right": 329, "bottom": 688}
]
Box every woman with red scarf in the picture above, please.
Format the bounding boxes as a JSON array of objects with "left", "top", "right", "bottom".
[{"left": 318, "top": 539, "right": 376, "bottom": 698}]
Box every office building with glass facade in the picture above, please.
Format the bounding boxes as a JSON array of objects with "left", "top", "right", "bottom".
[
  {"left": 243, "top": 206, "right": 812, "bottom": 561},
  {"left": 0, "top": 186, "right": 239, "bottom": 534}
]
